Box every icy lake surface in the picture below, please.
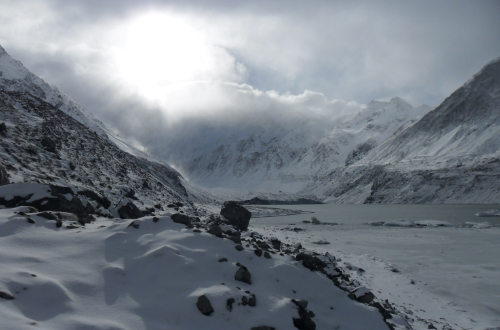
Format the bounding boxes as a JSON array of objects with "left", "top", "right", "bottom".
[{"left": 252, "top": 204, "right": 500, "bottom": 328}]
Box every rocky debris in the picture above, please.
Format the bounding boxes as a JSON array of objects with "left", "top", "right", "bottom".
[
  {"left": 349, "top": 286, "right": 375, "bottom": 304},
  {"left": 263, "top": 252, "right": 271, "bottom": 259},
  {"left": 295, "top": 253, "right": 327, "bottom": 272},
  {"left": 0, "top": 165, "right": 9, "bottom": 185},
  {"left": 0, "top": 291, "right": 14, "bottom": 300},
  {"left": 171, "top": 213, "right": 192, "bottom": 226},
  {"left": 117, "top": 199, "right": 143, "bottom": 219},
  {"left": 226, "top": 297, "right": 235, "bottom": 311},
  {"left": 235, "top": 245, "right": 244, "bottom": 251},
  {"left": 220, "top": 201, "right": 251, "bottom": 231},
  {"left": 196, "top": 295, "right": 214, "bottom": 316},
  {"left": 371, "top": 302, "right": 392, "bottom": 320},
  {"left": 208, "top": 224, "right": 223, "bottom": 237},
  {"left": 235, "top": 265, "right": 252, "bottom": 284},
  {"left": 291, "top": 299, "right": 316, "bottom": 330},
  {"left": 270, "top": 237, "right": 281, "bottom": 250},
  {"left": 41, "top": 136, "right": 57, "bottom": 153},
  {"left": 37, "top": 211, "right": 59, "bottom": 220}
]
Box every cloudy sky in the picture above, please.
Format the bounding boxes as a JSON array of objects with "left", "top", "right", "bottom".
[{"left": 1, "top": 0, "right": 499, "bottom": 152}]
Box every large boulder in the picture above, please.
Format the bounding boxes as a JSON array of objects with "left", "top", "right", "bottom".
[
  {"left": 117, "top": 199, "right": 143, "bottom": 219},
  {"left": 41, "top": 136, "right": 57, "bottom": 153},
  {"left": 220, "top": 201, "right": 251, "bottom": 231},
  {"left": 0, "top": 165, "right": 9, "bottom": 186}
]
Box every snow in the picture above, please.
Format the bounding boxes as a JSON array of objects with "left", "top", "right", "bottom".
[
  {"left": 0, "top": 208, "right": 389, "bottom": 330},
  {"left": 476, "top": 209, "right": 500, "bottom": 217}
]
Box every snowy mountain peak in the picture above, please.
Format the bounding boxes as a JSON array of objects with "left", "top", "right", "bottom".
[{"left": 389, "top": 96, "right": 412, "bottom": 109}]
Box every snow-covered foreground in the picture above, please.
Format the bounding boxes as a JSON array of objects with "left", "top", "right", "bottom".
[
  {"left": 0, "top": 206, "right": 392, "bottom": 330},
  {"left": 255, "top": 215, "right": 500, "bottom": 329}
]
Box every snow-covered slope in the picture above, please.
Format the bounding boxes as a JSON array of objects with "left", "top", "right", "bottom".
[
  {"left": 0, "top": 45, "right": 109, "bottom": 138},
  {"left": 165, "top": 96, "right": 430, "bottom": 198}
]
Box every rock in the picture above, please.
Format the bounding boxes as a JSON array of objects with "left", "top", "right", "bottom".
[
  {"left": 350, "top": 287, "right": 375, "bottom": 304},
  {"left": 117, "top": 200, "right": 143, "bottom": 219},
  {"left": 251, "top": 327, "right": 275, "bottom": 330},
  {"left": 291, "top": 299, "right": 308, "bottom": 309},
  {"left": 219, "top": 258, "right": 228, "bottom": 262},
  {"left": 127, "top": 221, "right": 139, "bottom": 229},
  {"left": 242, "top": 296, "right": 248, "bottom": 306},
  {"left": 372, "top": 302, "right": 392, "bottom": 320},
  {"left": 292, "top": 301, "right": 316, "bottom": 330},
  {"left": 171, "top": 213, "right": 192, "bottom": 226},
  {"left": 196, "top": 295, "right": 213, "bottom": 316},
  {"left": 153, "top": 217, "right": 159, "bottom": 222},
  {"left": 295, "top": 253, "right": 327, "bottom": 272},
  {"left": 0, "top": 122, "right": 6, "bottom": 133},
  {"left": 27, "top": 218, "right": 35, "bottom": 224},
  {"left": 264, "top": 252, "right": 271, "bottom": 259},
  {"left": 235, "top": 266, "right": 252, "bottom": 284},
  {"left": 55, "top": 221, "right": 62, "bottom": 228},
  {"left": 226, "top": 298, "right": 235, "bottom": 311},
  {"left": 311, "top": 217, "right": 321, "bottom": 224},
  {"left": 235, "top": 245, "right": 244, "bottom": 251},
  {"left": 142, "top": 181, "right": 150, "bottom": 189},
  {"left": 254, "top": 249, "right": 262, "bottom": 257},
  {"left": 0, "top": 165, "right": 9, "bottom": 186},
  {"left": 208, "top": 224, "right": 223, "bottom": 237},
  {"left": 270, "top": 238, "right": 281, "bottom": 250},
  {"left": 37, "top": 212, "right": 59, "bottom": 220},
  {"left": 0, "top": 291, "right": 14, "bottom": 300},
  {"left": 220, "top": 201, "right": 251, "bottom": 231},
  {"left": 41, "top": 136, "right": 57, "bottom": 153},
  {"left": 226, "top": 235, "right": 242, "bottom": 244},
  {"left": 248, "top": 294, "right": 256, "bottom": 306}
]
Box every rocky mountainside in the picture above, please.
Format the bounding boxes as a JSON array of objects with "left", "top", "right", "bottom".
[
  {"left": 306, "top": 57, "right": 500, "bottom": 204},
  {"left": 0, "top": 45, "right": 194, "bottom": 219},
  {"left": 165, "top": 96, "right": 431, "bottom": 197}
]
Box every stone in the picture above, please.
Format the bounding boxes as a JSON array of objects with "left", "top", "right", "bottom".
[
  {"left": 37, "top": 212, "right": 59, "bottom": 220},
  {"left": 226, "top": 236, "right": 242, "bottom": 244},
  {"left": 41, "top": 136, "right": 57, "bottom": 153},
  {"left": 372, "top": 302, "right": 392, "bottom": 320},
  {"left": 0, "top": 291, "right": 14, "bottom": 300},
  {"left": 295, "top": 253, "right": 327, "bottom": 272},
  {"left": 153, "top": 217, "right": 159, "bottom": 222},
  {"left": 0, "top": 122, "right": 6, "bottom": 133},
  {"left": 226, "top": 297, "right": 235, "bottom": 311},
  {"left": 292, "top": 302, "right": 316, "bottom": 330},
  {"left": 270, "top": 238, "right": 281, "bottom": 250},
  {"left": 248, "top": 294, "right": 256, "bottom": 307},
  {"left": 171, "top": 213, "right": 192, "bottom": 226},
  {"left": 254, "top": 249, "right": 262, "bottom": 257},
  {"left": 196, "top": 295, "right": 213, "bottom": 316},
  {"left": 235, "top": 266, "right": 252, "bottom": 284},
  {"left": 219, "top": 258, "right": 228, "bottom": 262},
  {"left": 220, "top": 201, "right": 251, "bottom": 231},
  {"left": 264, "top": 252, "right": 271, "bottom": 259},
  {"left": 0, "top": 165, "right": 9, "bottom": 186},
  {"left": 291, "top": 299, "right": 308, "bottom": 309},
  {"left": 27, "top": 218, "right": 35, "bottom": 224},
  {"left": 242, "top": 296, "right": 248, "bottom": 306},
  {"left": 311, "top": 217, "right": 321, "bottom": 225},
  {"left": 55, "top": 221, "right": 62, "bottom": 228},
  {"left": 250, "top": 327, "right": 275, "bottom": 330},
  {"left": 208, "top": 224, "right": 223, "bottom": 237},
  {"left": 118, "top": 200, "right": 143, "bottom": 219},
  {"left": 235, "top": 245, "right": 244, "bottom": 251}
]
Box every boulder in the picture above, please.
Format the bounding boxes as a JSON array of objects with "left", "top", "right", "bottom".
[
  {"left": 292, "top": 299, "right": 316, "bottom": 330},
  {"left": 171, "top": 213, "right": 192, "bottom": 226},
  {"left": 41, "top": 136, "right": 57, "bottom": 153},
  {"left": 248, "top": 294, "right": 256, "bottom": 307},
  {"left": 208, "top": 224, "right": 223, "bottom": 237},
  {"left": 0, "top": 165, "right": 9, "bottom": 185},
  {"left": 0, "top": 122, "right": 6, "bottom": 133},
  {"left": 196, "top": 295, "right": 213, "bottom": 316},
  {"left": 235, "top": 265, "right": 252, "bottom": 284},
  {"left": 117, "top": 199, "right": 143, "bottom": 219},
  {"left": 295, "top": 253, "right": 327, "bottom": 272},
  {"left": 220, "top": 201, "right": 251, "bottom": 231},
  {"left": 226, "top": 298, "right": 235, "bottom": 311},
  {"left": 0, "top": 291, "right": 14, "bottom": 300}
]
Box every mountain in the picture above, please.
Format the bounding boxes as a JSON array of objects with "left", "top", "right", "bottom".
[
  {"left": 164, "top": 96, "right": 431, "bottom": 199},
  {"left": 306, "top": 57, "right": 500, "bottom": 204},
  {"left": 0, "top": 45, "right": 194, "bottom": 217}
]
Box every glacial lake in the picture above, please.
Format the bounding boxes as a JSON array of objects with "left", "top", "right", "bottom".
[{"left": 251, "top": 203, "right": 500, "bottom": 229}]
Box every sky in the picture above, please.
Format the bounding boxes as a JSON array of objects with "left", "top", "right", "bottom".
[{"left": 1, "top": 0, "right": 499, "bottom": 153}]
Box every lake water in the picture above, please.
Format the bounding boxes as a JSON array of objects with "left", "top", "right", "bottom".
[
  {"left": 251, "top": 204, "right": 500, "bottom": 328},
  {"left": 251, "top": 204, "right": 500, "bottom": 229}
]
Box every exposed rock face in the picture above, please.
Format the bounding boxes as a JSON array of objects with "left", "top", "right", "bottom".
[
  {"left": 295, "top": 253, "right": 327, "bottom": 272},
  {"left": 0, "top": 165, "right": 9, "bottom": 185},
  {"left": 171, "top": 213, "right": 192, "bottom": 226},
  {"left": 196, "top": 295, "right": 213, "bottom": 316},
  {"left": 220, "top": 201, "right": 251, "bottom": 230},
  {"left": 292, "top": 299, "right": 316, "bottom": 330},
  {"left": 235, "top": 265, "right": 252, "bottom": 284}
]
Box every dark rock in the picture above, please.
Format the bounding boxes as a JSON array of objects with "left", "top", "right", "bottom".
[
  {"left": 0, "top": 122, "right": 6, "bottom": 133},
  {"left": 242, "top": 296, "right": 248, "bottom": 306},
  {"left": 208, "top": 224, "right": 223, "bottom": 237},
  {"left": 193, "top": 229, "right": 201, "bottom": 233},
  {"left": 219, "top": 258, "right": 228, "bottom": 262},
  {"left": 154, "top": 204, "right": 162, "bottom": 209},
  {"left": 226, "top": 235, "right": 242, "bottom": 244},
  {"left": 226, "top": 298, "right": 235, "bottom": 311},
  {"left": 175, "top": 202, "right": 184, "bottom": 207},
  {"left": 292, "top": 301, "right": 316, "bottom": 330},
  {"left": 27, "top": 218, "right": 35, "bottom": 224},
  {"left": 270, "top": 238, "right": 281, "bottom": 250},
  {"left": 66, "top": 225, "right": 79, "bottom": 229},
  {"left": 254, "top": 249, "right": 262, "bottom": 257},
  {"left": 142, "top": 181, "right": 150, "bottom": 189},
  {"left": 196, "top": 295, "right": 213, "bottom": 316},
  {"left": 0, "top": 291, "right": 14, "bottom": 300},
  {"left": 78, "top": 189, "right": 111, "bottom": 209},
  {"left": 127, "top": 221, "right": 139, "bottom": 229},
  {"left": 264, "top": 252, "right": 271, "bottom": 259},
  {"left": 0, "top": 165, "right": 9, "bottom": 186},
  {"left": 124, "top": 188, "right": 138, "bottom": 200},
  {"left": 153, "top": 217, "right": 159, "bottom": 222},
  {"left": 248, "top": 294, "right": 256, "bottom": 307},
  {"left": 55, "top": 221, "right": 62, "bottom": 228},
  {"left": 220, "top": 201, "right": 251, "bottom": 231},
  {"left": 372, "top": 302, "right": 392, "bottom": 320},
  {"left": 291, "top": 299, "right": 308, "bottom": 309},
  {"left": 295, "top": 253, "right": 327, "bottom": 272},
  {"left": 235, "top": 266, "right": 252, "bottom": 284},
  {"left": 308, "top": 311, "right": 315, "bottom": 318},
  {"left": 251, "top": 327, "right": 275, "bottom": 330},
  {"left": 171, "top": 213, "right": 192, "bottom": 226},
  {"left": 117, "top": 200, "right": 143, "bottom": 219},
  {"left": 167, "top": 203, "right": 176, "bottom": 208},
  {"left": 427, "top": 324, "right": 437, "bottom": 329},
  {"left": 235, "top": 245, "right": 244, "bottom": 251},
  {"left": 41, "top": 136, "right": 57, "bottom": 153}
]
